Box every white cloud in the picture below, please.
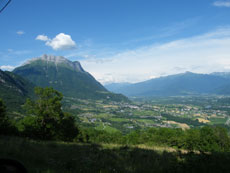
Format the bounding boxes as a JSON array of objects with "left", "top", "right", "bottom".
[
  {"left": 0, "top": 65, "right": 15, "bottom": 71},
  {"left": 213, "top": 1, "right": 230, "bottom": 7},
  {"left": 36, "top": 34, "right": 49, "bottom": 41},
  {"left": 46, "top": 33, "right": 76, "bottom": 50},
  {"left": 16, "top": 31, "right": 25, "bottom": 35},
  {"left": 36, "top": 33, "right": 76, "bottom": 50},
  {"left": 80, "top": 27, "right": 230, "bottom": 84}
]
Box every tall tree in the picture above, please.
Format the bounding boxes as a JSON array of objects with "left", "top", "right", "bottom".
[
  {"left": 0, "top": 98, "right": 16, "bottom": 135},
  {"left": 0, "top": 98, "right": 6, "bottom": 122},
  {"left": 23, "top": 87, "right": 78, "bottom": 141}
]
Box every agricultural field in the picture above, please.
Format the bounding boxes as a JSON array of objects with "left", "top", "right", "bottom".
[{"left": 62, "top": 96, "right": 230, "bottom": 133}]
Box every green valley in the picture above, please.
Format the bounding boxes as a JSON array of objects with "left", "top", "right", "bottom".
[{"left": 61, "top": 96, "right": 230, "bottom": 133}]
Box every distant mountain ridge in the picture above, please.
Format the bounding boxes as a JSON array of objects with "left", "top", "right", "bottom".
[
  {"left": 105, "top": 72, "right": 230, "bottom": 97},
  {"left": 13, "top": 55, "right": 127, "bottom": 101},
  {"left": 211, "top": 72, "right": 230, "bottom": 79}
]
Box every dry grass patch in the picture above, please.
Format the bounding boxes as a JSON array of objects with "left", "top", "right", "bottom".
[
  {"left": 196, "top": 118, "right": 210, "bottom": 123},
  {"left": 164, "top": 121, "right": 190, "bottom": 130}
]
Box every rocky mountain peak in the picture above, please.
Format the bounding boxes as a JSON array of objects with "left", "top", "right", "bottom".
[{"left": 23, "top": 54, "right": 85, "bottom": 72}]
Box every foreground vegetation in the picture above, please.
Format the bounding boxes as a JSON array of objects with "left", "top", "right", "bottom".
[
  {"left": 81, "top": 125, "right": 230, "bottom": 153},
  {"left": 1, "top": 136, "right": 230, "bottom": 173}
]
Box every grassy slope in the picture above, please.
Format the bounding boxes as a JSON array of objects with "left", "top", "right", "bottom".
[{"left": 1, "top": 136, "right": 230, "bottom": 173}]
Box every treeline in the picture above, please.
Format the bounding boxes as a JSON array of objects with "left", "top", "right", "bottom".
[
  {"left": 1, "top": 87, "right": 230, "bottom": 153},
  {"left": 78, "top": 126, "right": 230, "bottom": 153}
]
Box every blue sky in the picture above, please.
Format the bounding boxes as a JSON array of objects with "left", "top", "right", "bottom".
[{"left": 1, "top": 0, "right": 230, "bottom": 83}]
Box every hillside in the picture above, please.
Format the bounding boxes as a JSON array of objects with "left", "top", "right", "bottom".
[
  {"left": 0, "top": 69, "right": 35, "bottom": 112},
  {"left": 1, "top": 136, "right": 230, "bottom": 172},
  {"left": 106, "top": 72, "right": 230, "bottom": 97},
  {"left": 13, "top": 55, "right": 127, "bottom": 101}
]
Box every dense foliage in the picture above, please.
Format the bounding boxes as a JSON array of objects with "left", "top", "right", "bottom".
[
  {"left": 0, "top": 99, "right": 17, "bottom": 135},
  {"left": 79, "top": 126, "right": 230, "bottom": 153},
  {"left": 18, "top": 87, "right": 79, "bottom": 141},
  {"left": 0, "top": 98, "right": 7, "bottom": 131},
  {"left": 0, "top": 99, "right": 6, "bottom": 120}
]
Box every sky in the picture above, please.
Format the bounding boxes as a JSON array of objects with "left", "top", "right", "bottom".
[{"left": 1, "top": 0, "right": 230, "bottom": 84}]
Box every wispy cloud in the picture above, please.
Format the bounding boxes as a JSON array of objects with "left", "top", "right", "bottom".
[
  {"left": 16, "top": 30, "right": 25, "bottom": 35},
  {"left": 213, "top": 1, "right": 230, "bottom": 7},
  {"left": 36, "top": 34, "right": 49, "bottom": 41},
  {"left": 121, "top": 17, "right": 201, "bottom": 46},
  {"left": 80, "top": 27, "right": 230, "bottom": 84},
  {"left": 36, "top": 33, "right": 77, "bottom": 50}
]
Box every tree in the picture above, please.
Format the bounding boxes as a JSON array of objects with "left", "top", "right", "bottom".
[
  {"left": 199, "top": 126, "right": 230, "bottom": 152},
  {"left": 184, "top": 129, "right": 200, "bottom": 152},
  {"left": 0, "top": 98, "right": 8, "bottom": 134},
  {"left": 213, "top": 126, "right": 230, "bottom": 152},
  {"left": 0, "top": 98, "right": 6, "bottom": 123},
  {"left": 0, "top": 98, "right": 17, "bottom": 135},
  {"left": 23, "top": 87, "right": 78, "bottom": 141},
  {"left": 58, "top": 112, "right": 79, "bottom": 142}
]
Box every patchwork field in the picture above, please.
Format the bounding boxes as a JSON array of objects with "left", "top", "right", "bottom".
[{"left": 62, "top": 96, "right": 230, "bottom": 133}]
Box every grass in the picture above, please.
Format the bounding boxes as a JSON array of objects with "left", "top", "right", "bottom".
[
  {"left": 1, "top": 136, "right": 230, "bottom": 172},
  {"left": 210, "top": 117, "right": 228, "bottom": 125},
  {"left": 109, "top": 117, "right": 129, "bottom": 122},
  {"left": 95, "top": 122, "right": 119, "bottom": 133},
  {"left": 137, "top": 119, "right": 156, "bottom": 124},
  {"left": 101, "top": 143, "right": 187, "bottom": 153},
  {"left": 133, "top": 110, "right": 156, "bottom": 116},
  {"left": 94, "top": 122, "right": 104, "bottom": 130},
  {"left": 79, "top": 117, "right": 90, "bottom": 123},
  {"left": 95, "top": 113, "right": 111, "bottom": 118},
  {"left": 103, "top": 125, "right": 119, "bottom": 133}
]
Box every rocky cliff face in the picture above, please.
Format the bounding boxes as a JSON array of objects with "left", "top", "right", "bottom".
[{"left": 23, "top": 54, "right": 85, "bottom": 72}]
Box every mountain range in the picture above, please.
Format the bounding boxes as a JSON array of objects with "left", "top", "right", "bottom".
[
  {"left": 0, "top": 55, "right": 128, "bottom": 112},
  {"left": 2, "top": 53, "right": 230, "bottom": 112},
  {"left": 13, "top": 54, "right": 127, "bottom": 101},
  {"left": 105, "top": 72, "right": 230, "bottom": 97}
]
